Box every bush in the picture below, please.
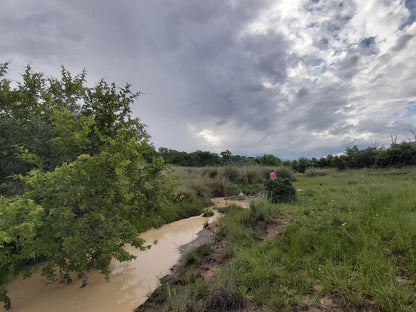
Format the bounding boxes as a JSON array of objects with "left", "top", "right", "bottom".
[
  {"left": 265, "top": 178, "right": 297, "bottom": 204},
  {"left": 205, "top": 287, "right": 243, "bottom": 311},
  {"left": 275, "top": 166, "right": 297, "bottom": 181},
  {"left": 160, "top": 197, "right": 206, "bottom": 223},
  {"left": 244, "top": 167, "right": 263, "bottom": 184},
  {"left": 249, "top": 197, "right": 276, "bottom": 223},
  {"left": 221, "top": 166, "right": 241, "bottom": 182},
  {"left": 185, "top": 243, "right": 213, "bottom": 265}
]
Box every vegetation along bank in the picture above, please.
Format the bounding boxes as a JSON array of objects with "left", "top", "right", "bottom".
[{"left": 138, "top": 167, "right": 416, "bottom": 311}]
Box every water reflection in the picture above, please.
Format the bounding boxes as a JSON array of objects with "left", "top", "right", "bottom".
[
  {"left": 2, "top": 215, "right": 216, "bottom": 312},
  {"left": 2, "top": 197, "right": 250, "bottom": 312}
]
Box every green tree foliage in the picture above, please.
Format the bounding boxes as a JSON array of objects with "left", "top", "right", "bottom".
[
  {"left": 0, "top": 63, "right": 172, "bottom": 308},
  {"left": 255, "top": 154, "right": 281, "bottom": 166},
  {"left": 309, "top": 143, "right": 416, "bottom": 171},
  {"left": 23, "top": 149, "right": 165, "bottom": 280},
  {"left": 0, "top": 197, "right": 43, "bottom": 310},
  {"left": 375, "top": 142, "right": 416, "bottom": 168},
  {"left": 157, "top": 148, "right": 221, "bottom": 166},
  {"left": 291, "top": 157, "right": 311, "bottom": 173},
  {"left": 220, "top": 150, "right": 232, "bottom": 165}
]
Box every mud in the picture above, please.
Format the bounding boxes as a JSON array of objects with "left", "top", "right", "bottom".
[{"left": 2, "top": 214, "right": 218, "bottom": 312}]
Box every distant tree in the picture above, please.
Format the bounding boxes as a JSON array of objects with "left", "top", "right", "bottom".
[
  {"left": 292, "top": 157, "right": 311, "bottom": 173},
  {"left": 409, "top": 124, "right": 416, "bottom": 142},
  {"left": 375, "top": 142, "right": 416, "bottom": 168},
  {"left": 255, "top": 154, "right": 281, "bottom": 166},
  {"left": 332, "top": 155, "right": 347, "bottom": 170},
  {"left": 220, "top": 150, "right": 232, "bottom": 165},
  {"left": 317, "top": 155, "right": 333, "bottom": 168}
]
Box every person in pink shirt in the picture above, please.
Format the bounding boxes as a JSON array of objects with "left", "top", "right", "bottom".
[{"left": 270, "top": 169, "right": 276, "bottom": 180}]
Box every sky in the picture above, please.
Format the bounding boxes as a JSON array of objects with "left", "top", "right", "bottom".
[{"left": 1, "top": 0, "right": 416, "bottom": 159}]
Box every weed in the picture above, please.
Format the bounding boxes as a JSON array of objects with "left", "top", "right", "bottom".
[
  {"left": 186, "top": 244, "right": 213, "bottom": 265},
  {"left": 205, "top": 287, "right": 243, "bottom": 311},
  {"left": 249, "top": 197, "right": 277, "bottom": 223}
]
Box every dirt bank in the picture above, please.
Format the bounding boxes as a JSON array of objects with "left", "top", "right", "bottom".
[{"left": 136, "top": 196, "right": 292, "bottom": 311}]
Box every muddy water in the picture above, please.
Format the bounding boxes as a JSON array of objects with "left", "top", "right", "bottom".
[
  {"left": 2, "top": 214, "right": 217, "bottom": 312},
  {"left": 2, "top": 197, "right": 250, "bottom": 312}
]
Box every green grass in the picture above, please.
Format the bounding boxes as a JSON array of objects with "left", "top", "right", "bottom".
[
  {"left": 212, "top": 168, "right": 416, "bottom": 311},
  {"left": 139, "top": 167, "right": 416, "bottom": 311}
]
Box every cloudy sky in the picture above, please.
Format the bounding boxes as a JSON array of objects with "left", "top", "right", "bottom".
[{"left": 2, "top": 0, "right": 416, "bottom": 159}]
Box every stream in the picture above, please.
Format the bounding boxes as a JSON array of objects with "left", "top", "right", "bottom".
[{"left": 2, "top": 198, "right": 249, "bottom": 312}]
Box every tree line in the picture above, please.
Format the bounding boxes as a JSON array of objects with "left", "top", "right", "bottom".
[
  {"left": 157, "top": 148, "right": 283, "bottom": 167},
  {"left": 157, "top": 142, "right": 416, "bottom": 172}
]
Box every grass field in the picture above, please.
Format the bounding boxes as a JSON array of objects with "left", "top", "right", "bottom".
[{"left": 138, "top": 167, "right": 416, "bottom": 311}]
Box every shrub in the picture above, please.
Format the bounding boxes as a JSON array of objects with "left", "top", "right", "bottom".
[
  {"left": 249, "top": 197, "right": 276, "bottom": 223},
  {"left": 244, "top": 167, "right": 263, "bottom": 184},
  {"left": 223, "top": 166, "right": 241, "bottom": 182},
  {"left": 205, "top": 287, "right": 243, "bottom": 311},
  {"left": 209, "top": 177, "right": 234, "bottom": 197},
  {"left": 186, "top": 243, "right": 213, "bottom": 265},
  {"left": 275, "top": 166, "right": 297, "bottom": 182},
  {"left": 265, "top": 178, "right": 297, "bottom": 204}
]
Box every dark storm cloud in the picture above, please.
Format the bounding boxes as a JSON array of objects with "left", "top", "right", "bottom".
[
  {"left": 0, "top": 5, "right": 82, "bottom": 59},
  {"left": 140, "top": 0, "right": 289, "bottom": 131},
  {"left": 2, "top": 0, "right": 416, "bottom": 158}
]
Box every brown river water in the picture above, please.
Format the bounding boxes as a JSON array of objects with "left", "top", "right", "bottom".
[{"left": 2, "top": 198, "right": 249, "bottom": 312}]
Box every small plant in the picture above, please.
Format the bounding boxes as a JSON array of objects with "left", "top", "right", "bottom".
[
  {"left": 265, "top": 178, "right": 297, "bottom": 203},
  {"left": 203, "top": 209, "right": 215, "bottom": 217},
  {"left": 205, "top": 287, "right": 243, "bottom": 311},
  {"left": 249, "top": 197, "right": 276, "bottom": 223},
  {"left": 186, "top": 244, "right": 213, "bottom": 265},
  {"left": 223, "top": 166, "right": 241, "bottom": 182}
]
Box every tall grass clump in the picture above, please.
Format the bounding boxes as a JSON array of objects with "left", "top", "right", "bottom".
[
  {"left": 261, "top": 166, "right": 297, "bottom": 181},
  {"left": 243, "top": 166, "right": 264, "bottom": 184},
  {"left": 205, "top": 286, "right": 244, "bottom": 311},
  {"left": 304, "top": 168, "right": 330, "bottom": 177},
  {"left": 275, "top": 166, "right": 297, "bottom": 181},
  {"left": 249, "top": 197, "right": 277, "bottom": 223},
  {"left": 166, "top": 165, "right": 270, "bottom": 198},
  {"left": 217, "top": 205, "right": 260, "bottom": 248}
]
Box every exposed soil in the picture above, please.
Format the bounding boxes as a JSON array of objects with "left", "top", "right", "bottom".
[
  {"left": 138, "top": 196, "right": 341, "bottom": 312},
  {"left": 169, "top": 196, "right": 251, "bottom": 280}
]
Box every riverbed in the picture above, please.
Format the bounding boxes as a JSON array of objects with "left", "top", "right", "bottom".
[{"left": 2, "top": 197, "right": 249, "bottom": 312}]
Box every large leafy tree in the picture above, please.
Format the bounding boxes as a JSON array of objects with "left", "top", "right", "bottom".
[{"left": 0, "top": 63, "right": 172, "bottom": 309}]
